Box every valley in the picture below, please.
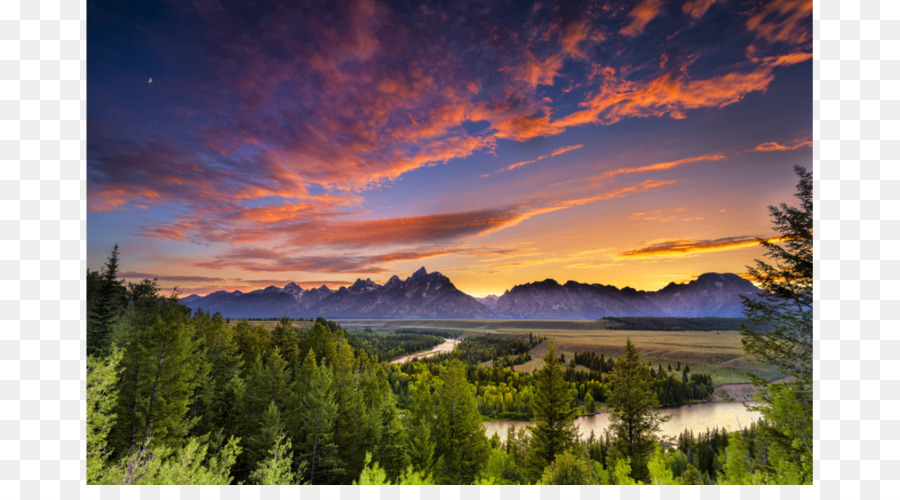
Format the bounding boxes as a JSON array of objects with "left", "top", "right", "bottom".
[{"left": 340, "top": 318, "right": 780, "bottom": 385}]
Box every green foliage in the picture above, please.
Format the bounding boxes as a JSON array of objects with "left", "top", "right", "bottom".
[
  {"left": 331, "top": 338, "right": 368, "bottom": 483},
  {"left": 646, "top": 446, "right": 677, "bottom": 485},
  {"left": 87, "top": 245, "right": 127, "bottom": 357},
  {"left": 526, "top": 341, "right": 578, "bottom": 482},
  {"left": 112, "top": 287, "right": 206, "bottom": 452},
  {"left": 601, "top": 317, "right": 745, "bottom": 331},
  {"left": 249, "top": 433, "right": 298, "bottom": 485},
  {"left": 539, "top": 450, "right": 599, "bottom": 485},
  {"left": 112, "top": 436, "right": 241, "bottom": 485},
  {"left": 432, "top": 360, "right": 490, "bottom": 484},
  {"left": 607, "top": 338, "right": 668, "bottom": 483},
  {"left": 612, "top": 458, "right": 640, "bottom": 485},
  {"left": 86, "top": 347, "right": 123, "bottom": 483},
  {"left": 355, "top": 452, "right": 389, "bottom": 485},
  {"left": 345, "top": 329, "right": 445, "bottom": 361},
  {"left": 740, "top": 165, "right": 813, "bottom": 484},
  {"left": 719, "top": 432, "right": 753, "bottom": 485},
  {"left": 477, "top": 448, "right": 522, "bottom": 485},
  {"left": 404, "top": 375, "right": 436, "bottom": 475},
  {"left": 295, "top": 353, "right": 343, "bottom": 484}
]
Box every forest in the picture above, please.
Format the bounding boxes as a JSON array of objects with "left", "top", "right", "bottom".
[{"left": 86, "top": 167, "right": 812, "bottom": 485}]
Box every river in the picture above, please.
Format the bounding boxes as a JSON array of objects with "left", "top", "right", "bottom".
[
  {"left": 483, "top": 401, "right": 759, "bottom": 442},
  {"left": 389, "top": 338, "right": 461, "bottom": 364}
]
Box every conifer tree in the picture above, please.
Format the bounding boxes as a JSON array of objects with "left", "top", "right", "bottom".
[
  {"left": 740, "top": 165, "right": 813, "bottom": 483},
  {"left": 295, "top": 354, "right": 342, "bottom": 484},
  {"left": 432, "top": 359, "right": 489, "bottom": 484},
  {"left": 87, "top": 245, "right": 126, "bottom": 356},
  {"left": 526, "top": 341, "right": 578, "bottom": 481},
  {"left": 191, "top": 309, "right": 242, "bottom": 436},
  {"left": 330, "top": 339, "right": 367, "bottom": 482},
  {"left": 87, "top": 347, "right": 123, "bottom": 483},
  {"left": 404, "top": 375, "right": 436, "bottom": 476},
  {"left": 249, "top": 433, "right": 298, "bottom": 485},
  {"left": 607, "top": 338, "right": 667, "bottom": 482},
  {"left": 112, "top": 288, "right": 205, "bottom": 452}
]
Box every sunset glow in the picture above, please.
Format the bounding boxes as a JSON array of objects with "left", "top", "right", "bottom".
[{"left": 88, "top": 0, "right": 812, "bottom": 298}]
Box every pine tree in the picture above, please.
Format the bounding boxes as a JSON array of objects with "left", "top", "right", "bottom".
[
  {"left": 404, "top": 375, "right": 436, "bottom": 476},
  {"left": 526, "top": 341, "right": 578, "bottom": 481},
  {"left": 87, "top": 245, "right": 126, "bottom": 356},
  {"left": 432, "top": 359, "right": 489, "bottom": 484},
  {"left": 191, "top": 309, "right": 243, "bottom": 436},
  {"left": 330, "top": 339, "right": 367, "bottom": 482},
  {"left": 87, "top": 347, "right": 123, "bottom": 483},
  {"left": 112, "top": 289, "right": 205, "bottom": 453},
  {"left": 115, "top": 436, "right": 241, "bottom": 485},
  {"left": 607, "top": 338, "right": 668, "bottom": 482},
  {"left": 249, "top": 433, "right": 298, "bottom": 485},
  {"left": 295, "top": 353, "right": 342, "bottom": 484},
  {"left": 740, "top": 165, "right": 813, "bottom": 483}
]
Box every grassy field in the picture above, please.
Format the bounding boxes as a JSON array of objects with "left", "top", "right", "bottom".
[{"left": 334, "top": 319, "right": 780, "bottom": 385}]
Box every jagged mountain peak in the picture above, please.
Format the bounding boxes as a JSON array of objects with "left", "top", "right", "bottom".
[{"left": 179, "top": 270, "right": 760, "bottom": 320}]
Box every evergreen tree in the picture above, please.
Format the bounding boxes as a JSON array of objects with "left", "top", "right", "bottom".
[
  {"left": 87, "top": 347, "right": 123, "bottom": 483},
  {"left": 241, "top": 401, "right": 288, "bottom": 481},
  {"left": 249, "top": 433, "right": 298, "bottom": 485},
  {"left": 112, "top": 288, "right": 205, "bottom": 453},
  {"left": 740, "top": 165, "right": 813, "bottom": 483},
  {"left": 270, "top": 316, "right": 300, "bottom": 367},
  {"left": 114, "top": 436, "right": 241, "bottom": 485},
  {"left": 432, "top": 359, "right": 489, "bottom": 484},
  {"left": 330, "top": 339, "right": 367, "bottom": 482},
  {"left": 191, "top": 309, "right": 243, "bottom": 436},
  {"left": 404, "top": 374, "right": 436, "bottom": 476},
  {"left": 295, "top": 353, "right": 342, "bottom": 484},
  {"left": 526, "top": 341, "right": 578, "bottom": 481},
  {"left": 607, "top": 338, "right": 668, "bottom": 482},
  {"left": 87, "top": 245, "right": 126, "bottom": 356}
]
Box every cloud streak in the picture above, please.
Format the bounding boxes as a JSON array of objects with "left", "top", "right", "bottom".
[
  {"left": 505, "top": 144, "right": 583, "bottom": 171},
  {"left": 620, "top": 235, "right": 783, "bottom": 258}
]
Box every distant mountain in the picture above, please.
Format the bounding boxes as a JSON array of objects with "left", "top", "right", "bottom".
[
  {"left": 180, "top": 270, "right": 761, "bottom": 319},
  {"left": 491, "top": 272, "right": 760, "bottom": 319},
  {"left": 476, "top": 294, "right": 500, "bottom": 310},
  {"left": 182, "top": 267, "right": 492, "bottom": 319}
]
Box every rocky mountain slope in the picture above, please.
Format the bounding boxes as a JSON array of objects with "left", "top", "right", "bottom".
[{"left": 180, "top": 269, "right": 761, "bottom": 319}]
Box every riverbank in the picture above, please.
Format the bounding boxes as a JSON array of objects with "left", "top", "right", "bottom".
[
  {"left": 389, "top": 338, "right": 461, "bottom": 364},
  {"left": 712, "top": 377, "right": 793, "bottom": 402}
]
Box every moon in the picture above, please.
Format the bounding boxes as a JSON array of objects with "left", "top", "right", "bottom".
[{"left": 148, "top": 77, "right": 152, "bottom": 84}]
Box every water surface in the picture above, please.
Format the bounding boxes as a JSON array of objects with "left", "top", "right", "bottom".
[{"left": 483, "top": 401, "right": 759, "bottom": 442}]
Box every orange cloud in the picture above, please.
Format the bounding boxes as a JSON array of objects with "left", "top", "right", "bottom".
[
  {"left": 588, "top": 154, "right": 726, "bottom": 183},
  {"left": 505, "top": 144, "right": 583, "bottom": 171},
  {"left": 682, "top": 0, "right": 717, "bottom": 19},
  {"left": 746, "top": 0, "right": 812, "bottom": 47},
  {"left": 620, "top": 0, "right": 664, "bottom": 37},
  {"left": 755, "top": 139, "right": 812, "bottom": 152},
  {"left": 620, "top": 235, "right": 783, "bottom": 258},
  {"left": 628, "top": 207, "right": 704, "bottom": 223}
]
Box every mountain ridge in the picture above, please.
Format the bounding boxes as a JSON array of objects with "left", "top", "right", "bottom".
[{"left": 179, "top": 268, "right": 762, "bottom": 319}]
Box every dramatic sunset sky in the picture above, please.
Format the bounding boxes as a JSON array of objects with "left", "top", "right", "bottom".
[{"left": 88, "top": 0, "right": 812, "bottom": 298}]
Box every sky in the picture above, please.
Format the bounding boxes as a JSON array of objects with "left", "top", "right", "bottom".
[{"left": 87, "top": 0, "right": 812, "bottom": 298}]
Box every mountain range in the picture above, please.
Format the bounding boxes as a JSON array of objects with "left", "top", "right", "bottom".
[{"left": 179, "top": 268, "right": 762, "bottom": 320}]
